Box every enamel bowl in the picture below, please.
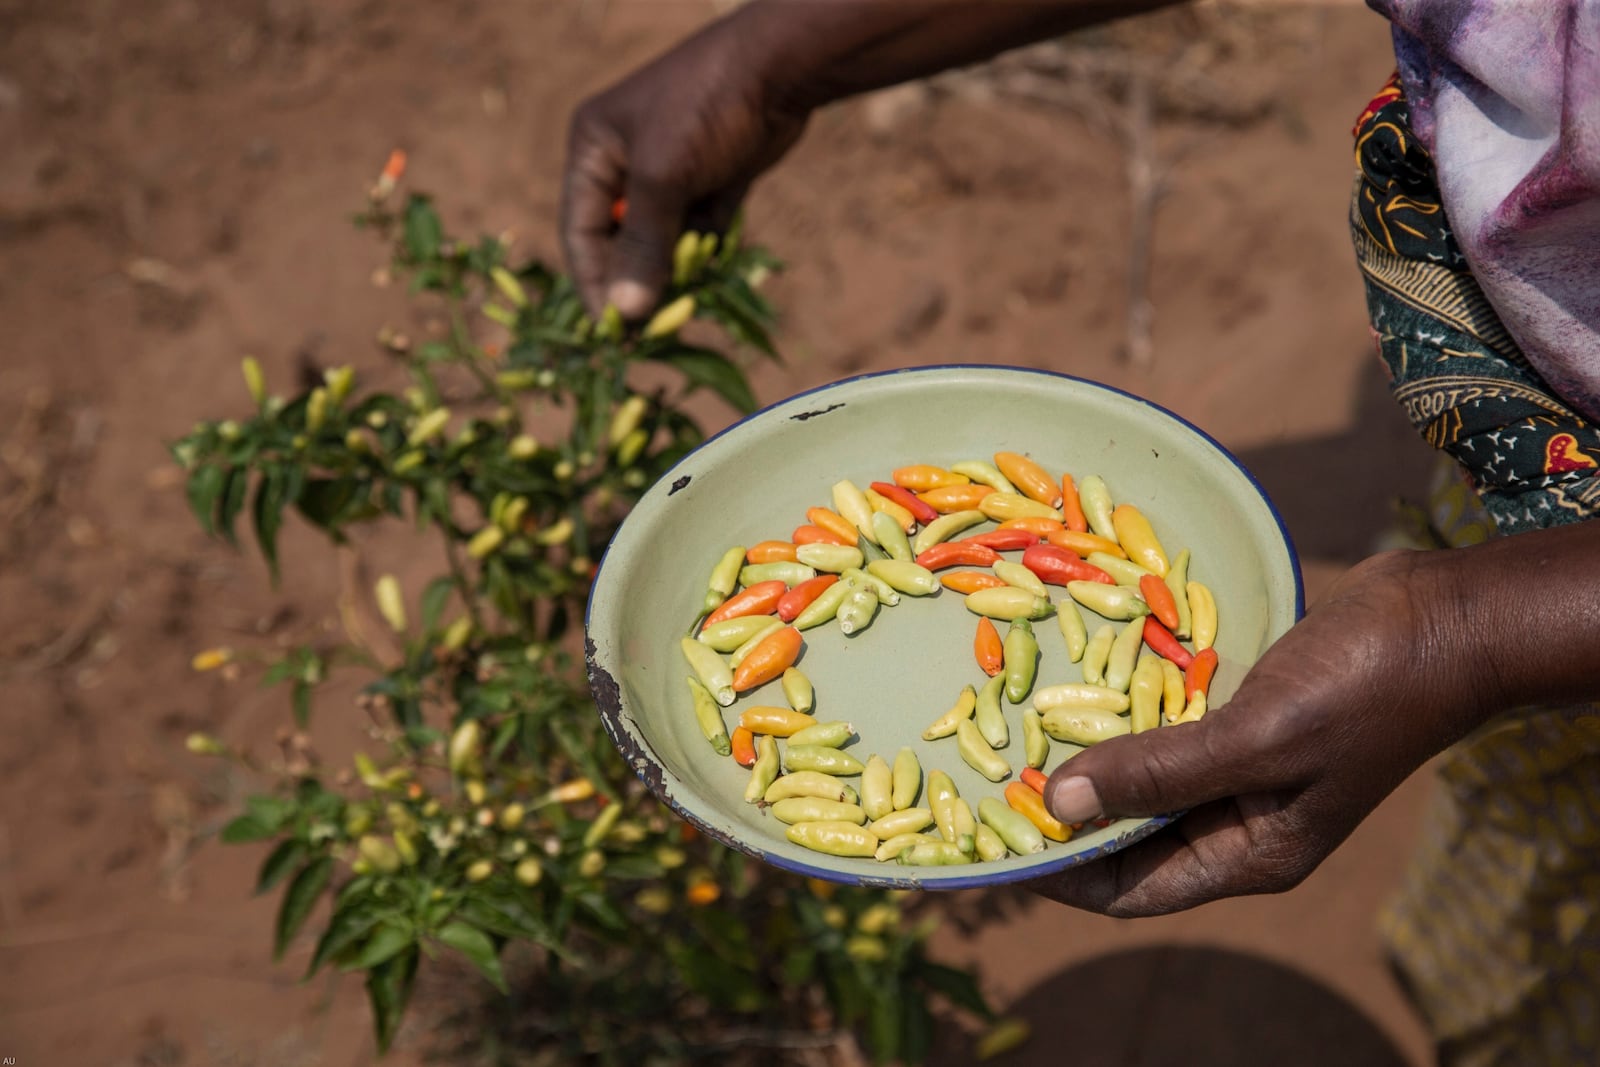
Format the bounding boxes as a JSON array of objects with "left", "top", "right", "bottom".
[{"left": 586, "top": 365, "right": 1302, "bottom": 888}]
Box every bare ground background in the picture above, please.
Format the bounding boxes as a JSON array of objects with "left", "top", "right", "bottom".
[{"left": 0, "top": 2, "right": 1441, "bottom": 1063}]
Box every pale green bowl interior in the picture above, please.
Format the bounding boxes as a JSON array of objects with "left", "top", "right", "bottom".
[{"left": 587, "top": 366, "right": 1302, "bottom": 888}]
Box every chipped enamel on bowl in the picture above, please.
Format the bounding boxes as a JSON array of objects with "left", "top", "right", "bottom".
[{"left": 586, "top": 366, "right": 1303, "bottom": 888}]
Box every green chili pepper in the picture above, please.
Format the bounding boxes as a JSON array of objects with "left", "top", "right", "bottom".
[
  {"left": 957, "top": 719, "right": 1012, "bottom": 783},
  {"left": 1088, "top": 551, "right": 1155, "bottom": 588},
  {"left": 861, "top": 755, "right": 894, "bottom": 820},
  {"left": 836, "top": 582, "right": 880, "bottom": 636},
  {"left": 978, "top": 797, "right": 1045, "bottom": 855},
  {"left": 1130, "top": 654, "right": 1164, "bottom": 734},
  {"left": 911, "top": 509, "right": 986, "bottom": 555},
  {"left": 672, "top": 231, "right": 700, "bottom": 287},
  {"left": 1104, "top": 617, "right": 1146, "bottom": 692},
  {"left": 786, "top": 821, "right": 878, "bottom": 858},
  {"left": 764, "top": 771, "right": 852, "bottom": 804},
  {"left": 698, "top": 615, "right": 786, "bottom": 653},
  {"left": 1033, "top": 682, "right": 1131, "bottom": 713},
  {"left": 781, "top": 666, "right": 814, "bottom": 713},
  {"left": 1066, "top": 580, "right": 1151, "bottom": 622},
  {"left": 875, "top": 831, "right": 941, "bottom": 863},
  {"left": 740, "top": 561, "right": 817, "bottom": 588},
  {"left": 728, "top": 618, "right": 785, "bottom": 669},
  {"left": 973, "top": 823, "right": 1009, "bottom": 862},
  {"left": 868, "top": 808, "right": 934, "bottom": 839},
  {"left": 794, "top": 576, "right": 857, "bottom": 630},
  {"left": 744, "top": 734, "right": 780, "bottom": 803},
  {"left": 680, "top": 637, "right": 735, "bottom": 707},
  {"left": 1082, "top": 623, "right": 1115, "bottom": 685},
  {"left": 1079, "top": 475, "right": 1116, "bottom": 543},
  {"left": 842, "top": 567, "right": 901, "bottom": 605},
  {"left": 892, "top": 747, "right": 922, "bottom": 809},
  {"left": 871, "top": 511, "right": 913, "bottom": 562},
  {"left": 899, "top": 841, "right": 974, "bottom": 866},
  {"left": 708, "top": 546, "right": 746, "bottom": 599},
  {"left": 770, "top": 797, "right": 867, "bottom": 825},
  {"left": 1057, "top": 601, "right": 1088, "bottom": 663},
  {"left": 795, "top": 543, "right": 865, "bottom": 574},
  {"left": 950, "top": 459, "right": 1017, "bottom": 494},
  {"left": 975, "top": 674, "right": 1009, "bottom": 749},
  {"left": 1165, "top": 548, "right": 1193, "bottom": 639},
  {"left": 686, "top": 676, "right": 732, "bottom": 756},
  {"left": 964, "top": 587, "right": 1054, "bottom": 621},
  {"left": 1022, "top": 708, "right": 1050, "bottom": 769},
  {"left": 789, "top": 720, "right": 855, "bottom": 749},
  {"left": 1040, "top": 706, "right": 1132, "bottom": 746},
  {"left": 1003, "top": 618, "right": 1038, "bottom": 705},
  {"left": 865, "top": 559, "right": 939, "bottom": 596},
  {"left": 994, "top": 560, "right": 1048, "bottom": 598},
  {"left": 783, "top": 745, "right": 865, "bottom": 777},
  {"left": 923, "top": 684, "right": 977, "bottom": 741}
]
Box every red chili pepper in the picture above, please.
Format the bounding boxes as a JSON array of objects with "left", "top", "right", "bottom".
[
  {"left": 974, "top": 617, "right": 1004, "bottom": 677},
  {"left": 1060, "top": 474, "right": 1089, "bottom": 533},
  {"left": 1185, "top": 647, "right": 1218, "bottom": 701},
  {"left": 1142, "top": 616, "right": 1195, "bottom": 670},
  {"left": 730, "top": 727, "right": 757, "bottom": 768},
  {"left": 611, "top": 198, "right": 628, "bottom": 224},
  {"left": 1020, "top": 767, "right": 1049, "bottom": 795},
  {"left": 777, "top": 574, "right": 840, "bottom": 622},
  {"left": 914, "top": 542, "right": 1001, "bottom": 571},
  {"left": 793, "top": 523, "right": 851, "bottom": 547},
  {"left": 1019, "top": 544, "right": 1114, "bottom": 586},
  {"left": 940, "top": 571, "right": 1009, "bottom": 594},
  {"left": 959, "top": 528, "right": 1040, "bottom": 551},
  {"left": 702, "top": 580, "right": 787, "bottom": 629},
  {"left": 869, "top": 481, "right": 939, "bottom": 525},
  {"left": 1138, "top": 573, "right": 1181, "bottom": 630}
]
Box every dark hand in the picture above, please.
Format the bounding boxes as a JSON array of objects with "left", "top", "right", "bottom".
[
  {"left": 561, "top": 17, "right": 808, "bottom": 319},
  {"left": 1028, "top": 549, "right": 1490, "bottom": 916}
]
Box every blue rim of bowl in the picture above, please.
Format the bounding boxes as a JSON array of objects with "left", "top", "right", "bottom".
[{"left": 585, "top": 363, "right": 1306, "bottom": 889}]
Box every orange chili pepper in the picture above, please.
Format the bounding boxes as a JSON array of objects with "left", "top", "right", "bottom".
[
  {"left": 1045, "top": 529, "right": 1126, "bottom": 559},
  {"left": 686, "top": 880, "right": 721, "bottom": 906},
  {"left": 941, "top": 571, "right": 1009, "bottom": 594},
  {"left": 805, "top": 507, "right": 859, "bottom": 546},
  {"left": 747, "top": 540, "right": 798, "bottom": 564},
  {"left": 917, "top": 484, "right": 994, "bottom": 513},
  {"left": 960, "top": 528, "right": 1040, "bottom": 551},
  {"left": 892, "top": 465, "right": 969, "bottom": 491},
  {"left": 1059, "top": 473, "right": 1089, "bottom": 533},
  {"left": 381, "top": 148, "right": 408, "bottom": 182},
  {"left": 1138, "top": 573, "right": 1181, "bottom": 630},
  {"left": 975, "top": 617, "right": 1004, "bottom": 677},
  {"left": 730, "top": 727, "right": 757, "bottom": 768},
  {"left": 869, "top": 481, "right": 939, "bottom": 525},
  {"left": 793, "top": 523, "right": 850, "bottom": 547},
  {"left": 1004, "top": 781, "right": 1072, "bottom": 842},
  {"left": 777, "top": 574, "right": 840, "bottom": 622},
  {"left": 915, "top": 542, "right": 1001, "bottom": 571},
  {"left": 702, "top": 580, "right": 786, "bottom": 629},
  {"left": 1185, "top": 647, "right": 1219, "bottom": 701},
  {"left": 1019, "top": 767, "right": 1049, "bottom": 796},
  {"left": 1142, "top": 617, "right": 1194, "bottom": 670},
  {"left": 998, "top": 517, "right": 1065, "bottom": 538},
  {"left": 994, "top": 452, "right": 1062, "bottom": 508},
  {"left": 732, "top": 627, "right": 803, "bottom": 692}
]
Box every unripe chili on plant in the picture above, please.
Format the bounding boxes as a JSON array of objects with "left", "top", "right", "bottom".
[{"left": 375, "top": 575, "right": 407, "bottom": 632}]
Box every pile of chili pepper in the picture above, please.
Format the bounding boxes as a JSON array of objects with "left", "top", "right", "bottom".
[{"left": 679, "top": 452, "right": 1221, "bottom": 867}]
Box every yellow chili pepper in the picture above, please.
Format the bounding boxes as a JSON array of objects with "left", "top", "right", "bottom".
[
  {"left": 1040, "top": 706, "right": 1132, "bottom": 745},
  {"left": 1161, "top": 659, "right": 1186, "bottom": 723},
  {"left": 305, "top": 387, "right": 328, "bottom": 433},
  {"left": 926, "top": 770, "right": 964, "bottom": 849},
  {"left": 965, "top": 586, "right": 1054, "bottom": 622},
  {"left": 781, "top": 667, "right": 814, "bottom": 713},
  {"left": 978, "top": 493, "right": 1062, "bottom": 524},
  {"left": 1022, "top": 708, "right": 1050, "bottom": 769},
  {"left": 950, "top": 459, "right": 1016, "bottom": 494},
  {"left": 957, "top": 719, "right": 1012, "bottom": 783},
  {"left": 1130, "top": 654, "right": 1164, "bottom": 734},
  {"left": 448, "top": 719, "right": 482, "bottom": 777},
  {"left": 608, "top": 394, "right": 649, "bottom": 448},
  {"left": 1032, "top": 682, "right": 1131, "bottom": 713},
  {"left": 892, "top": 747, "right": 922, "bottom": 809},
  {"left": 869, "top": 509, "right": 914, "bottom": 561},
  {"left": 1088, "top": 551, "right": 1155, "bottom": 588},
  {"left": 899, "top": 841, "right": 974, "bottom": 866},
  {"left": 861, "top": 755, "right": 894, "bottom": 820},
  {"left": 795, "top": 543, "right": 864, "bottom": 574},
  {"left": 978, "top": 797, "right": 1045, "bottom": 855},
  {"left": 786, "top": 821, "right": 878, "bottom": 858},
  {"left": 1057, "top": 601, "right": 1088, "bottom": 662},
  {"left": 865, "top": 487, "right": 916, "bottom": 535},
  {"left": 993, "top": 559, "right": 1048, "bottom": 597},
  {"left": 783, "top": 745, "right": 865, "bottom": 776},
  {"left": 744, "top": 734, "right": 780, "bottom": 803},
  {"left": 830, "top": 479, "right": 878, "bottom": 545},
  {"left": 681, "top": 637, "right": 735, "bottom": 707},
  {"left": 922, "top": 684, "right": 977, "bottom": 741},
  {"left": 1104, "top": 617, "right": 1147, "bottom": 693},
  {"left": 642, "top": 294, "right": 695, "bottom": 338},
  {"left": 865, "top": 559, "right": 938, "bottom": 596},
  {"left": 770, "top": 797, "right": 867, "bottom": 825},
  {"left": 687, "top": 676, "right": 732, "bottom": 756},
  {"left": 374, "top": 575, "right": 407, "bottom": 632},
  {"left": 876, "top": 832, "right": 942, "bottom": 863},
  {"left": 975, "top": 673, "right": 1009, "bottom": 748},
  {"left": 911, "top": 509, "right": 986, "bottom": 555},
  {"left": 951, "top": 797, "right": 979, "bottom": 855},
  {"left": 407, "top": 407, "right": 451, "bottom": 446},
  {"left": 868, "top": 808, "right": 934, "bottom": 839},
  {"left": 764, "top": 771, "right": 852, "bottom": 804},
  {"left": 1111, "top": 504, "right": 1169, "bottom": 577},
  {"left": 240, "top": 356, "right": 266, "bottom": 406},
  {"left": 1165, "top": 547, "right": 1193, "bottom": 639},
  {"left": 1188, "top": 580, "right": 1218, "bottom": 651},
  {"left": 1066, "top": 580, "right": 1150, "bottom": 622},
  {"left": 787, "top": 720, "right": 855, "bottom": 748},
  {"left": 467, "top": 525, "right": 505, "bottom": 560},
  {"left": 1177, "top": 690, "right": 1209, "bottom": 723},
  {"left": 190, "top": 647, "right": 233, "bottom": 672}
]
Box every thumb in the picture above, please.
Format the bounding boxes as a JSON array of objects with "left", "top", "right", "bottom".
[
  {"left": 1044, "top": 713, "right": 1273, "bottom": 824},
  {"left": 606, "top": 175, "right": 683, "bottom": 320}
]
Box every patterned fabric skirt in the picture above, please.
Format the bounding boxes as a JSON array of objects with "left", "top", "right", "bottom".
[{"left": 1353, "top": 77, "right": 1600, "bottom": 1066}]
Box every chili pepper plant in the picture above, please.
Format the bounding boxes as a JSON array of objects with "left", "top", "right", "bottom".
[{"left": 173, "top": 161, "right": 998, "bottom": 1062}]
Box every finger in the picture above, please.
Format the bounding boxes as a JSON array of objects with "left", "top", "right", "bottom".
[
  {"left": 607, "top": 172, "right": 685, "bottom": 319},
  {"left": 561, "top": 107, "right": 628, "bottom": 316},
  {"left": 1029, "top": 791, "right": 1302, "bottom": 917},
  {"left": 1043, "top": 706, "right": 1290, "bottom": 825}
]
